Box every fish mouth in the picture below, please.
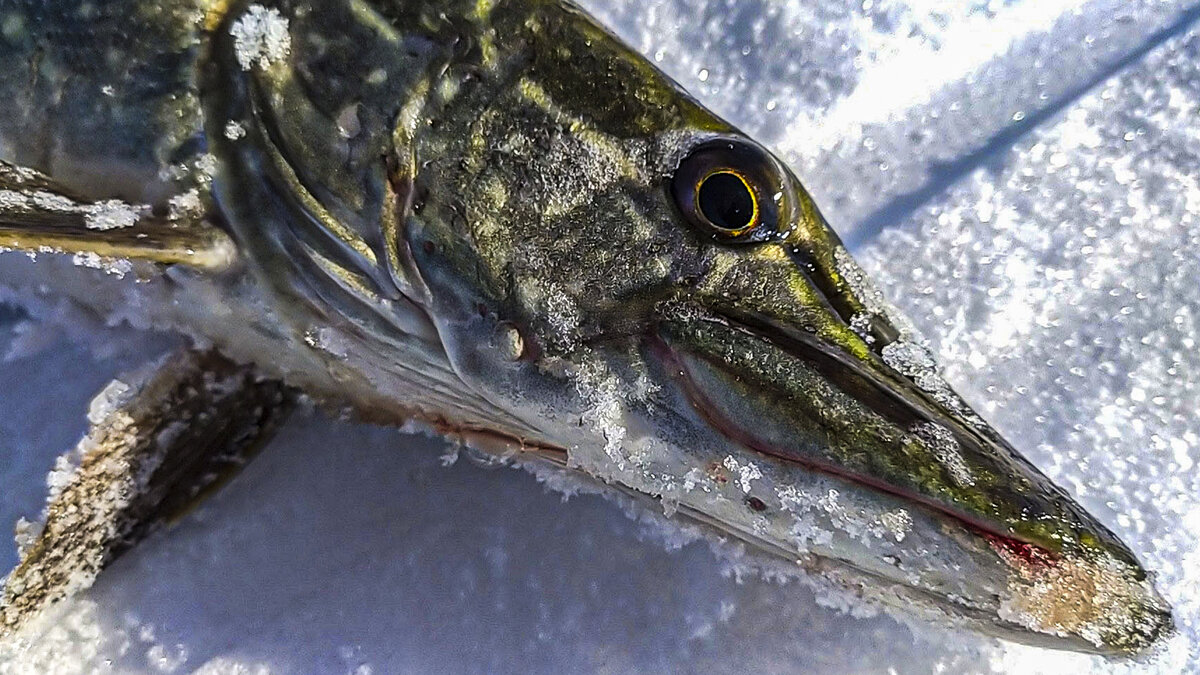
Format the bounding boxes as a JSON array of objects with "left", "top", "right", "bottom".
[
  {"left": 643, "top": 309, "right": 1173, "bottom": 655},
  {"left": 657, "top": 313, "right": 1038, "bottom": 551}
]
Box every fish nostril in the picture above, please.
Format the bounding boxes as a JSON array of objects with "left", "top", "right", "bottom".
[
  {"left": 786, "top": 244, "right": 901, "bottom": 353},
  {"left": 786, "top": 245, "right": 854, "bottom": 323},
  {"left": 746, "top": 496, "right": 768, "bottom": 512}
]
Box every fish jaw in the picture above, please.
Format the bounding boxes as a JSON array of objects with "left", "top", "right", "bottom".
[
  {"left": 399, "top": 157, "right": 1172, "bottom": 655},
  {"left": 631, "top": 303, "right": 1172, "bottom": 655},
  {"left": 251, "top": 0, "right": 1174, "bottom": 650}
]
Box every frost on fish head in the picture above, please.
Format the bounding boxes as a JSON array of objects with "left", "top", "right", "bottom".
[
  {"left": 393, "top": 2, "right": 1170, "bottom": 656},
  {"left": 209, "top": 0, "right": 1169, "bottom": 655}
]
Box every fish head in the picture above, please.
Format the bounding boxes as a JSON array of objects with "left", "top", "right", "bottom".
[{"left": 391, "top": 6, "right": 1172, "bottom": 655}]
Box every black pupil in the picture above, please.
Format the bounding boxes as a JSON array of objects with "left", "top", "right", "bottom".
[{"left": 698, "top": 172, "right": 755, "bottom": 231}]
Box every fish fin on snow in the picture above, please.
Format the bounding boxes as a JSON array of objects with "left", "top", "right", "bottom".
[
  {"left": 0, "top": 349, "right": 293, "bottom": 638},
  {"left": 0, "top": 159, "right": 237, "bottom": 270}
]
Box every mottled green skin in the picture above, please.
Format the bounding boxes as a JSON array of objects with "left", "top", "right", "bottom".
[
  {"left": 0, "top": 0, "right": 209, "bottom": 201},
  {"left": 295, "top": 0, "right": 1117, "bottom": 558},
  {"left": 0, "top": 0, "right": 1171, "bottom": 653}
]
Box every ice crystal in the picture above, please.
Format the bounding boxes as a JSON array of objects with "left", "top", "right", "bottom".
[
  {"left": 83, "top": 200, "right": 140, "bottom": 231},
  {"left": 230, "top": 5, "right": 292, "bottom": 71}
]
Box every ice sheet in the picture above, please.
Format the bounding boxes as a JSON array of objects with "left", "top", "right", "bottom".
[{"left": 2, "top": 1, "right": 1199, "bottom": 673}]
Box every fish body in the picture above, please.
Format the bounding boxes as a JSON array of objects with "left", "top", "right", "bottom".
[{"left": 0, "top": 0, "right": 1172, "bottom": 655}]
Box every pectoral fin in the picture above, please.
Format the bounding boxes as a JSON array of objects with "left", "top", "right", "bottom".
[
  {"left": 0, "top": 349, "right": 292, "bottom": 637},
  {"left": 0, "top": 160, "right": 237, "bottom": 270}
]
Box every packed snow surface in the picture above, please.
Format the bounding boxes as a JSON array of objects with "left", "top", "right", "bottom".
[{"left": 2, "top": 0, "right": 1200, "bottom": 673}]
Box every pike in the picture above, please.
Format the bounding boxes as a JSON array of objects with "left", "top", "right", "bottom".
[{"left": 0, "top": 0, "right": 1172, "bottom": 655}]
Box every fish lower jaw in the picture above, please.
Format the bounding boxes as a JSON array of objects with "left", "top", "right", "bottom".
[
  {"left": 559, "top": 438, "right": 1170, "bottom": 657},
  {"left": 992, "top": 544, "right": 1172, "bottom": 655},
  {"left": 794, "top": 547, "right": 1167, "bottom": 657}
]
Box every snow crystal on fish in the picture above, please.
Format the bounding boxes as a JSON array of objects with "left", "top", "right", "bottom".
[
  {"left": 86, "top": 379, "right": 132, "bottom": 426},
  {"left": 570, "top": 355, "right": 634, "bottom": 472},
  {"left": 0, "top": 188, "right": 143, "bottom": 232},
  {"left": 71, "top": 252, "right": 134, "bottom": 280},
  {"left": 29, "top": 191, "right": 77, "bottom": 214},
  {"left": 909, "top": 421, "right": 974, "bottom": 487},
  {"left": 12, "top": 518, "right": 39, "bottom": 559},
  {"left": 849, "top": 312, "right": 876, "bottom": 345},
  {"left": 882, "top": 340, "right": 986, "bottom": 428},
  {"left": 722, "top": 455, "right": 761, "bottom": 494},
  {"left": 231, "top": 5, "right": 292, "bottom": 72},
  {"left": 194, "top": 154, "right": 219, "bottom": 180},
  {"left": 168, "top": 189, "right": 204, "bottom": 221},
  {"left": 43, "top": 452, "right": 82, "bottom": 504},
  {"left": 877, "top": 509, "right": 912, "bottom": 543},
  {"left": 84, "top": 200, "right": 141, "bottom": 231},
  {"left": 833, "top": 247, "right": 919, "bottom": 338},
  {"left": 776, "top": 483, "right": 913, "bottom": 548}
]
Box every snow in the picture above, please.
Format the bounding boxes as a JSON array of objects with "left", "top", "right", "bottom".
[
  {"left": 224, "top": 122, "right": 246, "bottom": 141},
  {"left": 167, "top": 190, "right": 205, "bottom": 221},
  {"left": 71, "top": 253, "right": 134, "bottom": 280},
  {"left": 230, "top": 5, "right": 292, "bottom": 72},
  {"left": 909, "top": 422, "right": 974, "bottom": 487},
  {"left": 86, "top": 381, "right": 132, "bottom": 427},
  {"left": 84, "top": 201, "right": 141, "bottom": 232},
  {"left": 722, "top": 456, "right": 762, "bottom": 494},
  {"left": 2, "top": 0, "right": 1200, "bottom": 673},
  {"left": 0, "top": 191, "right": 144, "bottom": 232}
]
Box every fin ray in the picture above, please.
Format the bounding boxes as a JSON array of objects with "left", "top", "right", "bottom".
[
  {"left": 0, "top": 349, "right": 292, "bottom": 637},
  {"left": 0, "top": 160, "right": 237, "bottom": 270}
]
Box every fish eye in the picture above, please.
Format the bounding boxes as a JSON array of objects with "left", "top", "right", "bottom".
[
  {"left": 671, "top": 138, "right": 786, "bottom": 243},
  {"left": 697, "top": 170, "right": 758, "bottom": 232}
]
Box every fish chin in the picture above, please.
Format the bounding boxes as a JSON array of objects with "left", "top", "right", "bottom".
[
  {"left": 668, "top": 477, "right": 1171, "bottom": 656},
  {"left": 398, "top": 170, "right": 1170, "bottom": 656}
]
